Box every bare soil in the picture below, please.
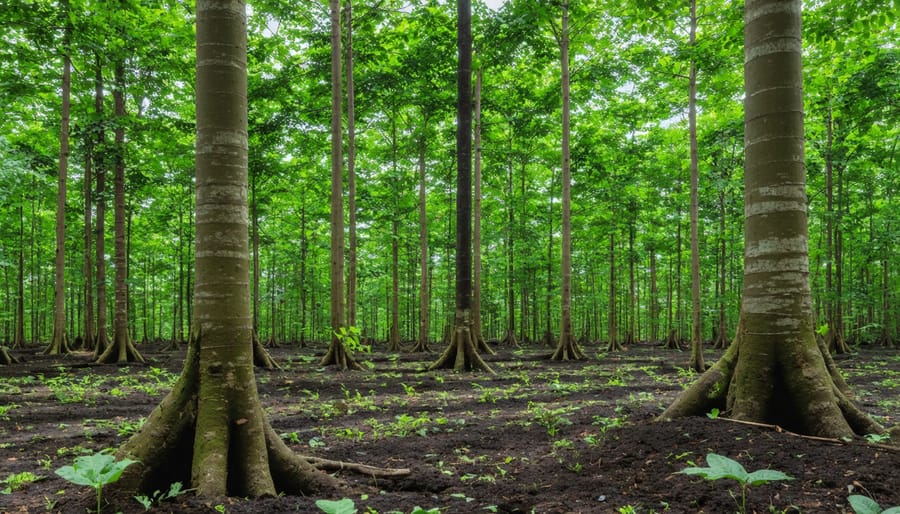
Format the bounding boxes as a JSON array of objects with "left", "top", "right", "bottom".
[{"left": 1, "top": 341, "right": 898, "bottom": 514}]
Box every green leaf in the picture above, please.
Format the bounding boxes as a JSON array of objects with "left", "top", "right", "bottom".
[
  {"left": 745, "top": 469, "right": 794, "bottom": 486},
  {"left": 848, "top": 495, "right": 882, "bottom": 514},
  {"left": 315, "top": 498, "right": 357, "bottom": 514}
]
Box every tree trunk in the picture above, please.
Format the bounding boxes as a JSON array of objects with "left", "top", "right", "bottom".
[
  {"left": 501, "top": 134, "right": 518, "bottom": 347},
  {"left": 687, "top": 0, "right": 704, "bottom": 372},
  {"left": 607, "top": 230, "right": 624, "bottom": 351},
  {"left": 388, "top": 219, "right": 402, "bottom": 351},
  {"left": 93, "top": 56, "right": 113, "bottom": 359},
  {"left": 413, "top": 116, "right": 430, "bottom": 353},
  {"left": 659, "top": 0, "right": 883, "bottom": 439},
  {"left": 429, "top": 0, "right": 492, "bottom": 373},
  {"left": 551, "top": 2, "right": 583, "bottom": 361},
  {"left": 45, "top": 0, "right": 71, "bottom": 356},
  {"left": 321, "top": 0, "right": 362, "bottom": 370},
  {"left": 97, "top": 48, "right": 143, "bottom": 363},
  {"left": 115, "top": 1, "right": 401, "bottom": 496},
  {"left": 713, "top": 187, "right": 729, "bottom": 349},
  {"left": 472, "top": 66, "right": 493, "bottom": 355},
  {"left": 823, "top": 102, "right": 850, "bottom": 354},
  {"left": 13, "top": 205, "right": 25, "bottom": 349},
  {"left": 345, "top": 0, "right": 358, "bottom": 330}
]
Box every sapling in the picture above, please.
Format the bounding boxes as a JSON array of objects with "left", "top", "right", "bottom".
[
  {"left": 55, "top": 450, "right": 137, "bottom": 514},
  {"left": 848, "top": 495, "right": 900, "bottom": 514},
  {"left": 678, "top": 452, "right": 793, "bottom": 514}
]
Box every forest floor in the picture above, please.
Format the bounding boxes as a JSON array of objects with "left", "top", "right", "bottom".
[{"left": 1, "top": 341, "right": 898, "bottom": 514}]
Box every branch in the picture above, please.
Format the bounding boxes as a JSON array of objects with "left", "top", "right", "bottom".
[{"left": 304, "top": 456, "right": 412, "bottom": 477}]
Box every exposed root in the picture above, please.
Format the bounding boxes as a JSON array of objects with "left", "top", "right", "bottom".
[
  {"left": 304, "top": 456, "right": 411, "bottom": 477},
  {"left": 428, "top": 309, "right": 494, "bottom": 373},
  {"left": 1, "top": 346, "right": 19, "bottom": 365},
  {"left": 549, "top": 334, "right": 585, "bottom": 361},
  {"left": 320, "top": 339, "right": 366, "bottom": 371},
  {"left": 253, "top": 332, "right": 280, "bottom": 369},
  {"left": 95, "top": 334, "right": 144, "bottom": 364}
]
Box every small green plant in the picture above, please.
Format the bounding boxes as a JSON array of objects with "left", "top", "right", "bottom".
[
  {"left": 0, "top": 403, "right": 19, "bottom": 420},
  {"left": 316, "top": 498, "right": 358, "bottom": 514},
  {"left": 848, "top": 495, "right": 900, "bottom": 514},
  {"left": 134, "top": 482, "right": 189, "bottom": 510},
  {"left": 1, "top": 471, "right": 44, "bottom": 494},
  {"left": 863, "top": 433, "right": 891, "bottom": 444},
  {"left": 678, "top": 453, "right": 793, "bottom": 514},
  {"left": 334, "top": 326, "right": 369, "bottom": 353},
  {"left": 400, "top": 382, "right": 416, "bottom": 396},
  {"left": 706, "top": 408, "right": 720, "bottom": 419},
  {"left": 55, "top": 450, "right": 137, "bottom": 514}
]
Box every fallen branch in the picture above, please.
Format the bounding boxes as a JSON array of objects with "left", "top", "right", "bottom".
[{"left": 305, "top": 457, "right": 412, "bottom": 477}]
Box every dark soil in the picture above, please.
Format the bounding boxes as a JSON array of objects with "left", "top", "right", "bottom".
[{"left": 1, "top": 341, "right": 898, "bottom": 514}]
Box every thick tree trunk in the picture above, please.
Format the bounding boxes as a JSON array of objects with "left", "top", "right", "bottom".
[
  {"left": 471, "top": 67, "right": 494, "bottom": 356},
  {"left": 687, "top": 0, "right": 704, "bottom": 372},
  {"left": 116, "top": 2, "right": 400, "bottom": 495},
  {"left": 660, "top": 0, "right": 884, "bottom": 439},
  {"left": 429, "top": 0, "right": 492, "bottom": 373},
  {"left": 45, "top": 2, "right": 71, "bottom": 356}
]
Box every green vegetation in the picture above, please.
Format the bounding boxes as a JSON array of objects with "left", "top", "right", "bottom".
[
  {"left": 55, "top": 451, "right": 137, "bottom": 514},
  {"left": 678, "top": 453, "right": 794, "bottom": 514},
  {"left": 1, "top": 471, "right": 44, "bottom": 494},
  {"left": 848, "top": 495, "right": 900, "bottom": 514},
  {"left": 134, "top": 482, "right": 189, "bottom": 510}
]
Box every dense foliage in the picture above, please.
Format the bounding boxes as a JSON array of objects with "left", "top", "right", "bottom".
[{"left": 1, "top": 0, "right": 897, "bottom": 348}]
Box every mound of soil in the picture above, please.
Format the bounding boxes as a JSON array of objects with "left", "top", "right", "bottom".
[{"left": 1, "top": 342, "right": 897, "bottom": 513}]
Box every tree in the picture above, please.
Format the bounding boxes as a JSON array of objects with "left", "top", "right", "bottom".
[
  {"left": 687, "top": 0, "right": 704, "bottom": 372},
  {"left": 97, "top": 35, "right": 144, "bottom": 363},
  {"left": 428, "top": 0, "right": 493, "bottom": 373},
  {"left": 115, "top": 0, "right": 403, "bottom": 495},
  {"left": 320, "top": 0, "right": 363, "bottom": 370},
  {"left": 659, "top": 0, "right": 885, "bottom": 438},
  {"left": 45, "top": 0, "right": 72, "bottom": 356},
  {"left": 549, "top": 1, "right": 584, "bottom": 361}
]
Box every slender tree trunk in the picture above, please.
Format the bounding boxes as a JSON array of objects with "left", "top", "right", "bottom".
[
  {"left": 413, "top": 116, "right": 431, "bottom": 352},
  {"left": 97, "top": 50, "right": 142, "bottom": 363},
  {"left": 429, "top": 0, "right": 492, "bottom": 372},
  {"left": 321, "top": 0, "right": 362, "bottom": 370},
  {"left": 688, "top": 0, "right": 704, "bottom": 371},
  {"left": 824, "top": 102, "right": 849, "bottom": 354},
  {"left": 607, "top": 230, "right": 623, "bottom": 351},
  {"left": 13, "top": 206, "right": 25, "bottom": 349},
  {"left": 93, "top": 56, "right": 112, "bottom": 359},
  {"left": 472, "top": 66, "right": 493, "bottom": 355},
  {"left": 649, "top": 246, "right": 659, "bottom": 342},
  {"left": 45, "top": 0, "right": 71, "bottom": 355},
  {"left": 501, "top": 134, "right": 518, "bottom": 347},
  {"left": 345, "top": 0, "right": 358, "bottom": 330},
  {"left": 550, "top": 2, "right": 583, "bottom": 361},
  {"left": 660, "top": 0, "right": 883, "bottom": 439},
  {"left": 388, "top": 219, "right": 401, "bottom": 351}
]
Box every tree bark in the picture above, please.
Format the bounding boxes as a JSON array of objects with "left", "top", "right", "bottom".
[
  {"left": 45, "top": 0, "right": 72, "bottom": 356},
  {"left": 687, "top": 0, "right": 704, "bottom": 372},
  {"left": 472, "top": 66, "right": 493, "bottom": 355},
  {"left": 429, "top": 0, "right": 493, "bottom": 373},
  {"left": 413, "top": 116, "right": 430, "bottom": 353},
  {"left": 97, "top": 42, "right": 143, "bottom": 363},
  {"left": 550, "top": 2, "right": 584, "bottom": 361},
  {"left": 321, "top": 0, "right": 362, "bottom": 370},
  {"left": 115, "top": 1, "right": 399, "bottom": 495},
  {"left": 659, "top": 0, "right": 883, "bottom": 438},
  {"left": 345, "top": 0, "right": 358, "bottom": 330}
]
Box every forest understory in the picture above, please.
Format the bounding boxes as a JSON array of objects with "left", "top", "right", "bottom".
[{"left": 1, "top": 341, "right": 898, "bottom": 514}]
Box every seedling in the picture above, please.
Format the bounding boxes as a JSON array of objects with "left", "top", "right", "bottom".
[
  {"left": 848, "top": 495, "right": 900, "bottom": 514},
  {"left": 55, "top": 450, "right": 137, "bottom": 514},
  {"left": 1, "top": 471, "right": 44, "bottom": 494},
  {"left": 134, "top": 481, "right": 189, "bottom": 510},
  {"left": 863, "top": 433, "right": 891, "bottom": 444},
  {"left": 678, "top": 452, "right": 793, "bottom": 514}
]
